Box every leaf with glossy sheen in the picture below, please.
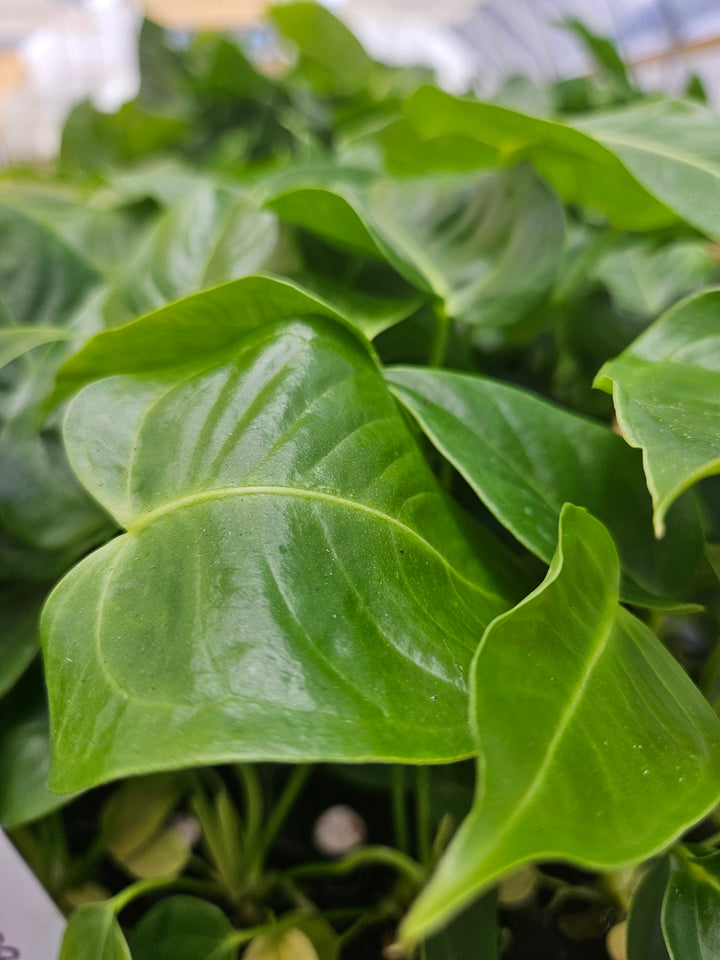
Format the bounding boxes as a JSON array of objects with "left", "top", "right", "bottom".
[
  {"left": 267, "top": 166, "right": 564, "bottom": 328},
  {"left": 400, "top": 506, "right": 720, "bottom": 945},
  {"left": 385, "top": 367, "right": 703, "bottom": 604},
  {"left": 662, "top": 851, "right": 720, "bottom": 960},
  {"left": 626, "top": 859, "right": 672, "bottom": 960},
  {"left": 0, "top": 671, "right": 75, "bottom": 827},
  {"left": 398, "top": 87, "right": 720, "bottom": 238},
  {"left": 595, "top": 289, "right": 720, "bottom": 537},
  {"left": 53, "top": 273, "right": 418, "bottom": 402},
  {"left": 0, "top": 582, "right": 46, "bottom": 698},
  {"left": 105, "top": 187, "right": 279, "bottom": 325},
  {"left": 129, "top": 896, "right": 234, "bottom": 960},
  {"left": 43, "top": 317, "right": 512, "bottom": 791},
  {"left": 59, "top": 902, "right": 131, "bottom": 960}
]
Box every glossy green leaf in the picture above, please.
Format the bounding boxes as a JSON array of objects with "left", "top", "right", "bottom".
[
  {"left": 105, "top": 187, "right": 279, "bottom": 325},
  {"left": 0, "top": 327, "right": 74, "bottom": 369},
  {"left": 626, "top": 859, "right": 672, "bottom": 960},
  {"left": 398, "top": 87, "right": 720, "bottom": 238},
  {"left": 53, "top": 273, "right": 418, "bottom": 402},
  {"left": 595, "top": 289, "right": 720, "bottom": 537},
  {"left": 662, "top": 851, "right": 720, "bottom": 959},
  {"left": 0, "top": 582, "right": 46, "bottom": 698},
  {"left": 268, "top": 166, "right": 564, "bottom": 328},
  {"left": 43, "top": 316, "right": 513, "bottom": 791},
  {"left": 129, "top": 896, "right": 234, "bottom": 960},
  {"left": 59, "top": 902, "right": 131, "bottom": 960},
  {"left": 271, "top": 2, "right": 373, "bottom": 95},
  {"left": 0, "top": 670, "right": 74, "bottom": 828},
  {"left": 385, "top": 366, "right": 703, "bottom": 604},
  {"left": 401, "top": 505, "right": 720, "bottom": 945}
]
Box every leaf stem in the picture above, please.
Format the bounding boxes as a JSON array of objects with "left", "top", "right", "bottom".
[
  {"left": 391, "top": 765, "right": 410, "bottom": 854},
  {"left": 429, "top": 304, "right": 450, "bottom": 368},
  {"left": 285, "top": 845, "right": 425, "bottom": 886},
  {"left": 110, "top": 875, "right": 218, "bottom": 914},
  {"left": 253, "top": 765, "right": 312, "bottom": 870},
  {"left": 415, "top": 767, "right": 432, "bottom": 865},
  {"left": 235, "top": 764, "right": 264, "bottom": 865}
]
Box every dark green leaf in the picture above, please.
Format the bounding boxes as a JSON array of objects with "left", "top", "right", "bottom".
[
  {"left": 0, "top": 582, "right": 46, "bottom": 698},
  {"left": 595, "top": 289, "right": 720, "bottom": 536},
  {"left": 43, "top": 317, "right": 513, "bottom": 791},
  {"left": 401, "top": 506, "right": 720, "bottom": 945},
  {"left": 129, "top": 895, "right": 233, "bottom": 960},
  {"left": 627, "top": 858, "right": 671, "bottom": 960},
  {"left": 662, "top": 851, "right": 720, "bottom": 959},
  {"left": 386, "top": 366, "right": 703, "bottom": 604}
]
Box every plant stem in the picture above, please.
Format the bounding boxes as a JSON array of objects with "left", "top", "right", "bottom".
[
  {"left": 252, "top": 765, "right": 312, "bottom": 871},
  {"left": 391, "top": 765, "right": 410, "bottom": 854},
  {"left": 415, "top": 767, "right": 432, "bottom": 865},
  {"left": 235, "top": 764, "right": 264, "bottom": 862},
  {"left": 285, "top": 845, "right": 425, "bottom": 886},
  {"left": 429, "top": 304, "right": 450, "bottom": 368},
  {"left": 110, "top": 875, "right": 218, "bottom": 914}
]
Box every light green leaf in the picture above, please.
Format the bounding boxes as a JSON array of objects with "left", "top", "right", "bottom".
[
  {"left": 53, "top": 273, "right": 418, "bottom": 402},
  {"left": 595, "top": 288, "right": 720, "bottom": 536},
  {"left": 626, "top": 858, "right": 672, "bottom": 960},
  {"left": 267, "top": 165, "right": 564, "bottom": 328},
  {"left": 129, "top": 895, "right": 234, "bottom": 960},
  {"left": 662, "top": 851, "right": 720, "bottom": 959},
  {"left": 0, "top": 327, "right": 74, "bottom": 369},
  {"left": 244, "top": 927, "right": 319, "bottom": 960},
  {"left": 105, "top": 186, "right": 279, "bottom": 325},
  {"left": 385, "top": 366, "right": 703, "bottom": 604},
  {"left": 399, "top": 87, "right": 720, "bottom": 238},
  {"left": 43, "top": 317, "right": 512, "bottom": 792},
  {"left": 400, "top": 505, "right": 720, "bottom": 945},
  {"left": 59, "top": 901, "right": 131, "bottom": 960},
  {"left": 271, "top": 2, "right": 373, "bottom": 96}
]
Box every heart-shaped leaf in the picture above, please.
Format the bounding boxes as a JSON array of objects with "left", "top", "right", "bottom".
[
  {"left": 43, "top": 316, "right": 512, "bottom": 791},
  {"left": 400, "top": 505, "right": 720, "bottom": 945},
  {"left": 595, "top": 289, "right": 720, "bottom": 536},
  {"left": 385, "top": 366, "right": 703, "bottom": 605}
]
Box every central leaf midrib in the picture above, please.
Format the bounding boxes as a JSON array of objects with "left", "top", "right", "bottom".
[{"left": 126, "top": 484, "right": 502, "bottom": 603}]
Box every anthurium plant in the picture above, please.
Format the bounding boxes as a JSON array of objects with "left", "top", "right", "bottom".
[{"left": 2, "top": 5, "right": 720, "bottom": 958}]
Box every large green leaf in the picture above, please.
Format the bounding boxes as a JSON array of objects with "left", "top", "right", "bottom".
[
  {"left": 595, "top": 289, "right": 720, "bottom": 536},
  {"left": 662, "top": 851, "right": 720, "bottom": 959},
  {"left": 129, "top": 896, "right": 234, "bottom": 960},
  {"left": 53, "top": 274, "right": 419, "bottom": 402},
  {"left": 43, "top": 317, "right": 513, "bottom": 791},
  {"left": 385, "top": 367, "right": 702, "bottom": 604},
  {"left": 267, "top": 166, "right": 564, "bottom": 328},
  {"left": 400, "top": 505, "right": 720, "bottom": 945},
  {"left": 396, "top": 87, "right": 720, "bottom": 238},
  {"left": 105, "top": 186, "right": 279, "bottom": 325}
]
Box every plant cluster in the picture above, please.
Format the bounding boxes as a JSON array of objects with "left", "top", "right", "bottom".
[{"left": 2, "top": 5, "right": 720, "bottom": 957}]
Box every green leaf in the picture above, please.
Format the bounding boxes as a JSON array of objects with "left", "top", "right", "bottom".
[
  {"left": 105, "top": 187, "right": 279, "bottom": 325},
  {"left": 626, "top": 858, "right": 672, "bottom": 960},
  {"left": 43, "top": 317, "right": 512, "bottom": 791},
  {"left": 595, "top": 289, "right": 720, "bottom": 536},
  {"left": 563, "top": 20, "right": 634, "bottom": 98},
  {"left": 129, "top": 896, "right": 234, "bottom": 960},
  {"left": 271, "top": 2, "right": 373, "bottom": 96},
  {"left": 385, "top": 366, "right": 703, "bottom": 604},
  {"left": 0, "top": 327, "right": 75, "bottom": 369},
  {"left": 399, "top": 87, "right": 720, "bottom": 238},
  {"left": 245, "top": 927, "right": 319, "bottom": 960},
  {"left": 53, "top": 273, "right": 418, "bottom": 402},
  {"left": 0, "top": 582, "right": 46, "bottom": 698},
  {"left": 59, "top": 902, "right": 131, "bottom": 960},
  {"left": 0, "top": 669, "right": 75, "bottom": 828},
  {"left": 267, "top": 166, "right": 564, "bottom": 328},
  {"left": 400, "top": 505, "right": 720, "bottom": 945},
  {"left": 662, "top": 851, "right": 720, "bottom": 959}
]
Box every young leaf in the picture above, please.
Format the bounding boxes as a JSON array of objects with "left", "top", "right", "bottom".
[
  {"left": 400, "top": 505, "right": 720, "bottom": 945},
  {"left": 626, "top": 859, "right": 672, "bottom": 960},
  {"left": 43, "top": 317, "right": 512, "bottom": 791},
  {"left": 595, "top": 289, "right": 720, "bottom": 536},
  {"left": 245, "top": 927, "right": 319, "bottom": 960},
  {"left": 399, "top": 87, "right": 720, "bottom": 239},
  {"left": 267, "top": 166, "right": 564, "bottom": 328},
  {"left": 385, "top": 367, "right": 703, "bottom": 604},
  {"left": 662, "top": 851, "right": 720, "bottom": 959},
  {"left": 53, "top": 274, "right": 418, "bottom": 402},
  {"left": 59, "top": 901, "right": 131, "bottom": 960},
  {"left": 129, "top": 895, "right": 234, "bottom": 960}
]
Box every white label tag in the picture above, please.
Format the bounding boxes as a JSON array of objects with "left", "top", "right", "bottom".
[{"left": 0, "top": 829, "right": 65, "bottom": 959}]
